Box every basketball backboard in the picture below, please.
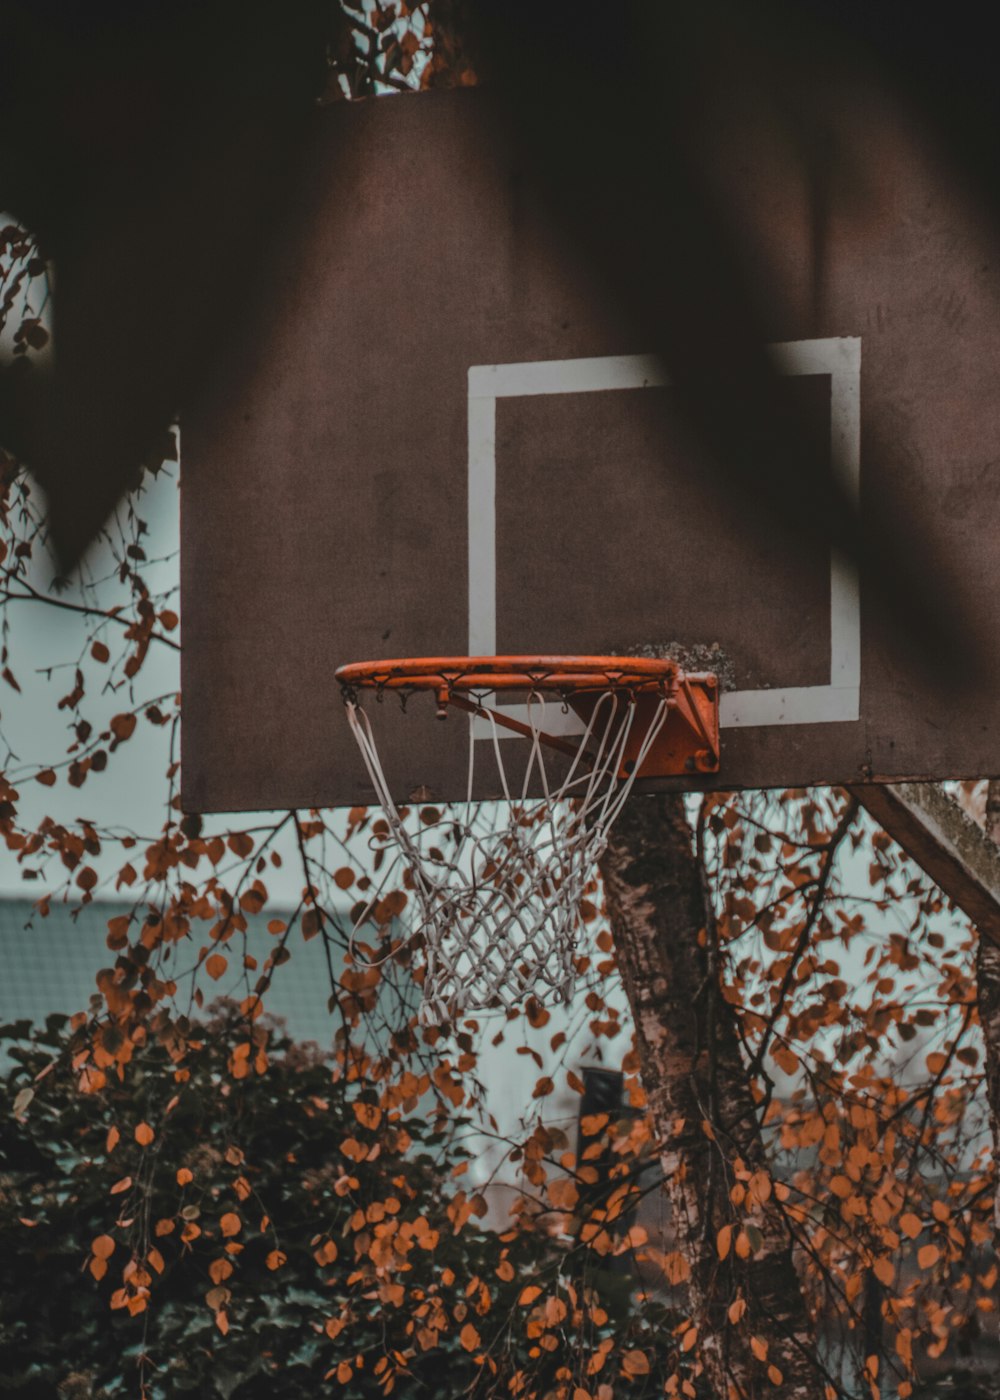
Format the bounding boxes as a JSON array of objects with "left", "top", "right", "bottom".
[{"left": 181, "top": 88, "right": 1000, "bottom": 811}]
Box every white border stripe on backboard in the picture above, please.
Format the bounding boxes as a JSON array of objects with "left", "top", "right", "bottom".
[
  {"left": 469, "top": 355, "right": 667, "bottom": 400},
  {"left": 468, "top": 337, "right": 861, "bottom": 734},
  {"left": 467, "top": 394, "right": 497, "bottom": 655}
]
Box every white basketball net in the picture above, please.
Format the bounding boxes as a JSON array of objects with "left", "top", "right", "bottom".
[{"left": 342, "top": 686, "right": 671, "bottom": 1023}]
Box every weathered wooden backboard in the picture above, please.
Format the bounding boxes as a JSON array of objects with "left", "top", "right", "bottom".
[{"left": 181, "top": 87, "right": 1000, "bottom": 811}]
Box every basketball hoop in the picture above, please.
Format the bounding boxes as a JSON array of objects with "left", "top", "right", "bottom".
[{"left": 335, "top": 656, "right": 719, "bottom": 1024}]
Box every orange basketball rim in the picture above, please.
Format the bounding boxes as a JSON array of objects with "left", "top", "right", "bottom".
[{"left": 335, "top": 654, "right": 720, "bottom": 779}]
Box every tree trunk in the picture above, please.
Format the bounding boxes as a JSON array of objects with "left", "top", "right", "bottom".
[
  {"left": 599, "top": 792, "right": 818, "bottom": 1399},
  {"left": 977, "top": 780, "right": 1000, "bottom": 1234}
]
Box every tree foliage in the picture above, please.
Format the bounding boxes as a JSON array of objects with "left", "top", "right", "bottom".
[{"left": 1, "top": 1006, "right": 684, "bottom": 1399}]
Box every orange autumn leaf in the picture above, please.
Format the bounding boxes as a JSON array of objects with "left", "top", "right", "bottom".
[
  {"left": 747, "top": 1169, "right": 772, "bottom": 1204},
  {"left": 105, "top": 1126, "right": 120, "bottom": 1153},
  {"left": 209, "top": 1257, "right": 234, "bottom": 1284},
  {"left": 109, "top": 1176, "right": 132, "bottom": 1195},
  {"left": 266, "top": 1250, "right": 287, "bottom": 1270},
  {"left": 205, "top": 953, "right": 227, "bottom": 981},
  {"left": 239, "top": 995, "right": 263, "bottom": 1022},
  {"left": 219, "top": 1212, "right": 241, "bottom": 1238},
  {"left": 543, "top": 1296, "right": 568, "bottom": 1326},
  {"left": 871, "top": 1196, "right": 892, "bottom": 1225},
  {"left": 106, "top": 916, "right": 130, "bottom": 951},
  {"left": 110, "top": 712, "right": 137, "bottom": 742},
  {"left": 751, "top": 1335, "right": 769, "bottom": 1362},
  {"left": 621, "top": 1349, "right": 650, "bottom": 1376},
  {"left": 519, "top": 1285, "right": 542, "bottom": 1306},
  {"left": 314, "top": 1239, "right": 338, "bottom": 1265},
  {"left": 352, "top": 1102, "right": 382, "bottom": 1130},
  {"left": 374, "top": 888, "right": 407, "bottom": 922},
  {"left": 177, "top": 1167, "right": 193, "bottom": 1186},
  {"left": 717, "top": 1224, "right": 732, "bottom": 1260},
  {"left": 460, "top": 1322, "right": 481, "bottom": 1352},
  {"left": 548, "top": 1177, "right": 579, "bottom": 1211},
  {"left": 135, "top": 1122, "right": 154, "bottom": 1146},
  {"left": 899, "top": 1212, "right": 923, "bottom": 1240},
  {"left": 917, "top": 1243, "right": 940, "bottom": 1269},
  {"left": 91, "top": 1234, "right": 116, "bottom": 1260}
]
